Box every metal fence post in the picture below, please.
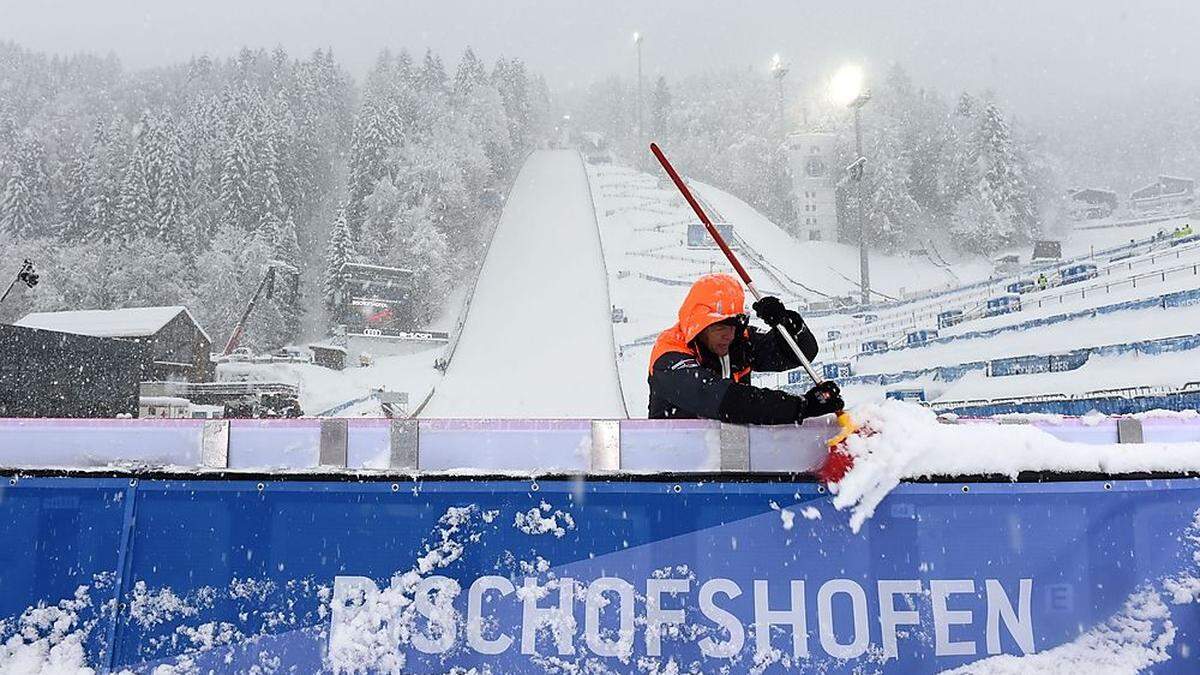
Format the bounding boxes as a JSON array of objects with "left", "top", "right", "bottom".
[{"left": 319, "top": 418, "right": 348, "bottom": 468}]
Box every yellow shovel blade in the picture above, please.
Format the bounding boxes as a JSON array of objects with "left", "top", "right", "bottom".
[{"left": 826, "top": 410, "right": 859, "bottom": 448}]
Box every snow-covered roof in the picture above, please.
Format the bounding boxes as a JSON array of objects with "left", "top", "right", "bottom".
[
  {"left": 16, "top": 306, "right": 211, "bottom": 342},
  {"left": 1132, "top": 175, "right": 1196, "bottom": 200}
]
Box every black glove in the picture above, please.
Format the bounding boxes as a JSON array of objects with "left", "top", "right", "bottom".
[
  {"left": 800, "top": 381, "right": 844, "bottom": 419},
  {"left": 753, "top": 296, "right": 805, "bottom": 335}
]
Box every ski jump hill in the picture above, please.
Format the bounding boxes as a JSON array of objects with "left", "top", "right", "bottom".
[{"left": 422, "top": 149, "right": 626, "bottom": 418}]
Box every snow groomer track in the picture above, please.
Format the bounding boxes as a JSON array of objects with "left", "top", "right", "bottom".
[{"left": 3, "top": 411, "right": 1200, "bottom": 673}]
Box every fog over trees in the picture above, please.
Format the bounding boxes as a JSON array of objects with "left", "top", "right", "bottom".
[{"left": 0, "top": 42, "right": 549, "bottom": 348}]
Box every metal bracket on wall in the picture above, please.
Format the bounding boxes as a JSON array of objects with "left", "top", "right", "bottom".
[
  {"left": 319, "top": 418, "right": 349, "bottom": 468},
  {"left": 1117, "top": 417, "right": 1144, "bottom": 444},
  {"left": 200, "top": 420, "right": 229, "bottom": 469},
  {"left": 590, "top": 420, "right": 621, "bottom": 471},
  {"left": 719, "top": 423, "right": 750, "bottom": 471},
  {"left": 390, "top": 419, "right": 419, "bottom": 470}
]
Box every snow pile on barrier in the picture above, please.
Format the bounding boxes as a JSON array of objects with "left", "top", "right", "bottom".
[{"left": 829, "top": 400, "right": 1200, "bottom": 532}]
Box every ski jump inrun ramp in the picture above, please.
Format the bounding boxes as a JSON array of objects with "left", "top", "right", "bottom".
[{"left": 422, "top": 150, "right": 627, "bottom": 418}]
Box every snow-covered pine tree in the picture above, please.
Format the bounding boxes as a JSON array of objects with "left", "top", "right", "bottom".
[
  {"left": 269, "top": 212, "right": 304, "bottom": 341},
  {"left": 420, "top": 49, "right": 449, "bottom": 96},
  {"left": 650, "top": 76, "right": 672, "bottom": 142},
  {"left": 59, "top": 141, "right": 99, "bottom": 241},
  {"left": 453, "top": 47, "right": 488, "bottom": 101},
  {"left": 219, "top": 126, "right": 254, "bottom": 230},
  {"left": 465, "top": 81, "right": 513, "bottom": 182},
  {"left": 345, "top": 100, "right": 393, "bottom": 239},
  {"left": 114, "top": 115, "right": 157, "bottom": 241},
  {"left": 322, "top": 207, "right": 355, "bottom": 327},
  {"left": 361, "top": 176, "right": 402, "bottom": 263},
  {"left": 0, "top": 134, "right": 50, "bottom": 238},
  {"left": 975, "top": 102, "right": 1038, "bottom": 247},
  {"left": 0, "top": 158, "right": 37, "bottom": 237},
  {"left": 89, "top": 119, "right": 125, "bottom": 239},
  {"left": 494, "top": 58, "right": 531, "bottom": 160},
  {"left": 864, "top": 127, "right": 920, "bottom": 252},
  {"left": 154, "top": 117, "right": 192, "bottom": 252},
  {"left": 406, "top": 211, "right": 450, "bottom": 324}
]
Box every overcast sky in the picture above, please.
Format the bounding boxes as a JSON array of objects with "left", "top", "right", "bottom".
[{"left": 2, "top": 0, "right": 1196, "bottom": 119}]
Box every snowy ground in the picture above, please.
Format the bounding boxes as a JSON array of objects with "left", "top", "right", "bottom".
[
  {"left": 693, "top": 180, "right": 985, "bottom": 300},
  {"left": 219, "top": 347, "right": 443, "bottom": 417}
]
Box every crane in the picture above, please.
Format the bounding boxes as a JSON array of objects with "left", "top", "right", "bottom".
[{"left": 221, "top": 261, "right": 298, "bottom": 357}]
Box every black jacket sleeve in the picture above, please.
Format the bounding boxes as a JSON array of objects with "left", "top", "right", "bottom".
[
  {"left": 650, "top": 352, "right": 805, "bottom": 425},
  {"left": 748, "top": 310, "right": 819, "bottom": 372}
]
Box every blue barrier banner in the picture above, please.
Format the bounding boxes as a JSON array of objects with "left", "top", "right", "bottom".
[{"left": 4, "top": 477, "right": 1200, "bottom": 673}]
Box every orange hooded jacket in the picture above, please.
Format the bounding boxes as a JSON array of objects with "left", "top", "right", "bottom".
[
  {"left": 646, "top": 273, "right": 820, "bottom": 422},
  {"left": 648, "top": 273, "right": 751, "bottom": 383}
]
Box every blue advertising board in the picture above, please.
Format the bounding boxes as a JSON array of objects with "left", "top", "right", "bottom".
[
  {"left": 3, "top": 477, "right": 1200, "bottom": 673},
  {"left": 687, "top": 222, "right": 735, "bottom": 248}
]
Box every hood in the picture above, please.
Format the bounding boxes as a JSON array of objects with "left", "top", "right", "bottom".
[{"left": 676, "top": 273, "right": 746, "bottom": 343}]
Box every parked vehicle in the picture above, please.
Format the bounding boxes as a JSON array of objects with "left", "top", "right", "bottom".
[
  {"left": 937, "top": 309, "right": 965, "bottom": 329},
  {"left": 906, "top": 329, "right": 939, "bottom": 346},
  {"left": 1059, "top": 263, "right": 1099, "bottom": 286},
  {"left": 1006, "top": 279, "right": 1036, "bottom": 294},
  {"left": 984, "top": 294, "right": 1022, "bottom": 317}
]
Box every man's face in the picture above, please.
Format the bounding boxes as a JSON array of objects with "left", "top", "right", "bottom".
[{"left": 699, "top": 322, "right": 736, "bottom": 357}]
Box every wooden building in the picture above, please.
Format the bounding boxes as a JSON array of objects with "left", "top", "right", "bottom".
[
  {"left": 16, "top": 306, "right": 213, "bottom": 382},
  {"left": 1066, "top": 188, "right": 1118, "bottom": 220},
  {"left": 1130, "top": 175, "right": 1195, "bottom": 213},
  {"left": 0, "top": 324, "right": 146, "bottom": 417}
]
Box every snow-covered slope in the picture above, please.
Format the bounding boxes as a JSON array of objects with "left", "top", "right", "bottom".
[
  {"left": 422, "top": 150, "right": 626, "bottom": 418},
  {"left": 692, "top": 180, "right": 985, "bottom": 300}
]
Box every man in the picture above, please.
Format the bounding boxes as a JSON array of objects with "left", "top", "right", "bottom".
[{"left": 647, "top": 273, "right": 843, "bottom": 424}]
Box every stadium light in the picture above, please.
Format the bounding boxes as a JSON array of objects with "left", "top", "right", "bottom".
[
  {"left": 830, "top": 63, "right": 870, "bottom": 108},
  {"left": 770, "top": 54, "right": 789, "bottom": 134},
  {"left": 1, "top": 258, "right": 38, "bottom": 305}
]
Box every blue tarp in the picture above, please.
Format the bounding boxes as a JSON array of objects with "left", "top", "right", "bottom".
[{"left": 4, "top": 476, "right": 1200, "bottom": 672}]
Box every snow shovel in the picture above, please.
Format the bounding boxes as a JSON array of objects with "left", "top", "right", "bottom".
[{"left": 649, "top": 142, "right": 858, "bottom": 482}]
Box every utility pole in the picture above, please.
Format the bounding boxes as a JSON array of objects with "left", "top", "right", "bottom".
[
  {"left": 852, "top": 102, "right": 870, "bottom": 305},
  {"left": 831, "top": 64, "right": 873, "bottom": 307}
]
